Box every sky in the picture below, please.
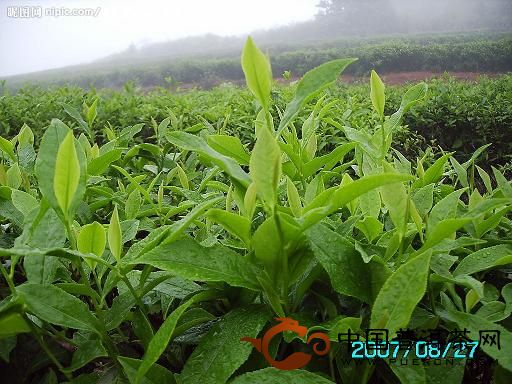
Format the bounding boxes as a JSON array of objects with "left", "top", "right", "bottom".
[{"left": 0, "top": 0, "right": 318, "bottom": 77}]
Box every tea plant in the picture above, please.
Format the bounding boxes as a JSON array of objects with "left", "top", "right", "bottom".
[{"left": 0, "top": 37, "right": 511, "bottom": 383}]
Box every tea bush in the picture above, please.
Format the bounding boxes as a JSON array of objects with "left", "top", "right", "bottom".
[
  {"left": 3, "top": 33, "right": 512, "bottom": 89},
  {"left": 2, "top": 74, "right": 512, "bottom": 173},
  {"left": 0, "top": 38, "right": 511, "bottom": 383}
]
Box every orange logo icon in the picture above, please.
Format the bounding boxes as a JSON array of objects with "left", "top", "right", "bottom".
[{"left": 241, "top": 317, "right": 331, "bottom": 370}]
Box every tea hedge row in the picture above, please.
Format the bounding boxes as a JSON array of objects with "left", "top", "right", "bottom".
[
  {"left": 1, "top": 74, "right": 511, "bottom": 173},
  {"left": 3, "top": 35, "right": 512, "bottom": 89}
]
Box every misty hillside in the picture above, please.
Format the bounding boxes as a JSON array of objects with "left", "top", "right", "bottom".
[
  {"left": 2, "top": 0, "right": 512, "bottom": 90},
  {"left": 98, "top": 0, "right": 512, "bottom": 66}
]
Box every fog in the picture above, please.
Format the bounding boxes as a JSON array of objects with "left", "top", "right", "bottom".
[
  {"left": 0, "top": 0, "right": 317, "bottom": 77},
  {"left": 0, "top": 0, "right": 510, "bottom": 78}
]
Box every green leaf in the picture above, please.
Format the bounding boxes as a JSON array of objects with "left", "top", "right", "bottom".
[
  {"left": 136, "top": 290, "right": 218, "bottom": 382},
  {"left": 411, "top": 183, "right": 434, "bottom": 217},
  {"left": 420, "top": 218, "right": 473, "bottom": 252},
  {"left": 302, "top": 173, "right": 413, "bottom": 229},
  {"left": 389, "top": 363, "right": 426, "bottom": 384},
  {"left": 0, "top": 312, "right": 31, "bottom": 339},
  {"left": 250, "top": 125, "right": 281, "bottom": 210},
  {"left": 241, "top": 37, "right": 272, "bottom": 111},
  {"left": 54, "top": 131, "right": 81, "bottom": 216},
  {"left": 86, "top": 98, "right": 98, "bottom": 127},
  {"left": 441, "top": 310, "right": 512, "bottom": 372},
  {"left": 22, "top": 207, "right": 66, "bottom": 284},
  {"left": 230, "top": 368, "right": 334, "bottom": 384},
  {"left": 207, "top": 135, "right": 250, "bottom": 165},
  {"left": 60, "top": 102, "right": 90, "bottom": 137},
  {"left": 414, "top": 153, "right": 452, "bottom": 188},
  {"left": 0, "top": 336, "right": 16, "bottom": 362},
  {"left": 18, "top": 124, "right": 35, "bottom": 146},
  {"left": 16, "top": 283, "right": 100, "bottom": 332},
  {"left": 492, "top": 166, "right": 512, "bottom": 198},
  {"left": 252, "top": 217, "right": 282, "bottom": 283},
  {"left": 384, "top": 82, "right": 428, "bottom": 134},
  {"left": 35, "top": 119, "right": 86, "bottom": 219},
  {"left": 179, "top": 305, "right": 270, "bottom": 384},
  {"left": 78, "top": 222, "right": 106, "bottom": 257},
  {"left": 424, "top": 358, "right": 466, "bottom": 384},
  {"left": 78, "top": 221, "right": 106, "bottom": 269},
  {"left": 6, "top": 163, "right": 22, "bottom": 189},
  {"left": 286, "top": 177, "right": 302, "bottom": 217},
  {"left": 302, "top": 142, "right": 356, "bottom": 178},
  {"left": 380, "top": 175, "right": 408, "bottom": 239},
  {"left": 206, "top": 208, "right": 251, "bottom": 245},
  {"left": 67, "top": 335, "right": 107, "bottom": 372},
  {"left": 453, "top": 245, "right": 512, "bottom": 276},
  {"left": 308, "top": 224, "right": 373, "bottom": 303},
  {"left": 108, "top": 205, "right": 122, "bottom": 263},
  {"left": 11, "top": 189, "right": 38, "bottom": 219},
  {"left": 0, "top": 136, "right": 16, "bottom": 161},
  {"left": 131, "top": 238, "right": 261, "bottom": 291},
  {"left": 370, "top": 70, "right": 385, "bottom": 118},
  {"left": 166, "top": 131, "right": 250, "bottom": 187},
  {"left": 450, "top": 157, "right": 468, "bottom": 188},
  {"left": 87, "top": 148, "right": 122, "bottom": 176},
  {"left": 278, "top": 58, "right": 357, "bottom": 134},
  {"left": 371, "top": 252, "right": 431, "bottom": 337},
  {"left": 125, "top": 189, "right": 142, "bottom": 220},
  {"left": 118, "top": 356, "right": 175, "bottom": 384},
  {"left": 427, "top": 189, "right": 465, "bottom": 234}
]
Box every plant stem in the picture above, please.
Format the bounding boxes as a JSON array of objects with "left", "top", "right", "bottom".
[
  {"left": 0, "top": 260, "right": 15, "bottom": 293},
  {"left": 428, "top": 276, "right": 437, "bottom": 315},
  {"left": 28, "top": 320, "right": 72, "bottom": 381},
  {"left": 120, "top": 273, "right": 153, "bottom": 332}
]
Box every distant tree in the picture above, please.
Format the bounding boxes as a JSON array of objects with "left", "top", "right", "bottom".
[
  {"left": 316, "top": 0, "right": 512, "bottom": 35},
  {"left": 315, "top": 0, "right": 400, "bottom": 35}
]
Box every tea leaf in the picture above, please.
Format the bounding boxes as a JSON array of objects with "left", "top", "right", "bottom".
[
  {"left": 87, "top": 148, "right": 122, "bottom": 176},
  {"left": 0, "top": 136, "right": 16, "bottom": 162},
  {"left": 287, "top": 177, "right": 302, "bottom": 217},
  {"left": 54, "top": 131, "right": 81, "bottom": 216},
  {"left": 119, "top": 356, "right": 175, "bottom": 384},
  {"left": 207, "top": 208, "right": 251, "bottom": 245},
  {"left": 125, "top": 189, "right": 142, "bottom": 220},
  {"left": 207, "top": 135, "right": 250, "bottom": 165},
  {"left": 6, "top": 163, "right": 22, "bottom": 189},
  {"left": 17, "top": 283, "right": 100, "bottom": 332},
  {"left": 166, "top": 131, "right": 250, "bottom": 187},
  {"left": 179, "top": 305, "right": 270, "bottom": 384},
  {"left": 278, "top": 58, "right": 357, "bottom": 134},
  {"left": 0, "top": 312, "right": 31, "bottom": 339},
  {"left": 308, "top": 224, "right": 373, "bottom": 303},
  {"left": 454, "top": 245, "right": 512, "bottom": 276},
  {"left": 136, "top": 290, "right": 218, "bottom": 382},
  {"left": 371, "top": 252, "right": 431, "bottom": 337},
  {"left": 36, "top": 120, "right": 86, "bottom": 219},
  {"left": 132, "top": 238, "right": 262, "bottom": 291},
  {"left": 78, "top": 222, "right": 106, "bottom": 258},
  {"left": 108, "top": 205, "right": 122, "bottom": 263},
  {"left": 441, "top": 310, "right": 512, "bottom": 372},
  {"left": 250, "top": 124, "right": 281, "bottom": 210},
  {"left": 241, "top": 37, "right": 272, "bottom": 111},
  {"left": 370, "top": 70, "right": 385, "bottom": 118},
  {"left": 78, "top": 222, "right": 106, "bottom": 269},
  {"left": 303, "top": 173, "right": 413, "bottom": 228},
  {"left": 230, "top": 368, "right": 334, "bottom": 384},
  {"left": 68, "top": 337, "right": 108, "bottom": 372}
]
